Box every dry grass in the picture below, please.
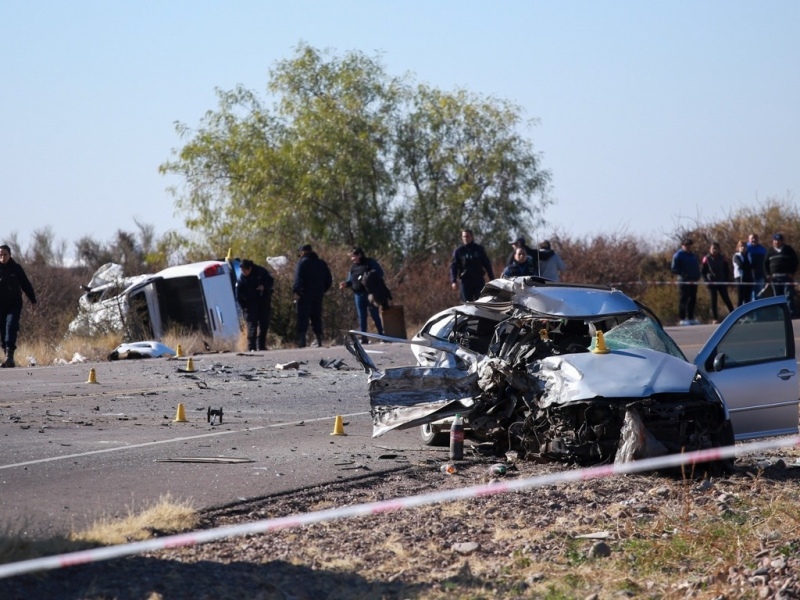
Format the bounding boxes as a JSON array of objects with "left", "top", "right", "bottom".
[
  {"left": 69, "top": 494, "right": 198, "bottom": 546},
  {"left": 0, "top": 495, "right": 199, "bottom": 566},
  {"left": 12, "top": 329, "right": 250, "bottom": 367},
  {"left": 69, "top": 494, "right": 199, "bottom": 546}
]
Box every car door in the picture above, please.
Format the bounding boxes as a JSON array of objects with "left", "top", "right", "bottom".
[{"left": 694, "top": 296, "right": 799, "bottom": 440}]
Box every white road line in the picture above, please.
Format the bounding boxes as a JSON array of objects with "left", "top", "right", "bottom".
[{"left": 0, "top": 411, "right": 370, "bottom": 470}]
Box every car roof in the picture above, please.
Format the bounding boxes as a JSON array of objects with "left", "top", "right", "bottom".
[{"left": 478, "top": 277, "right": 642, "bottom": 319}]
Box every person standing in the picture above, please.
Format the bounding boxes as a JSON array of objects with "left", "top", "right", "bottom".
[
  {"left": 701, "top": 241, "right": 735, "bottom": 324},
  {"left": 339, "top": 248, "right": 385, "bottom": 343},
  {"left": 236, "top": 259, "right": 274, "bottom": 351},
  {"left": 293, "top": 244, "right": 332, "bottom": 348},
  {"left": 537, "top": 240, "right": 566, "bottom": 281},
  {"left": 0, "top": 245, "right": 36, "bottom": 368},
  {"left": 502, "top": 247, "right": 538, "bottom": 277},
  {"left": 449, "top": 229, "right": 495, "bottom": 302},
  {"left": 732, "top": 240, "right": 753, "bottom": 307},
  {"left": 765, "top": 233, "right": 799, "bottom": 317},
  {"left": 746, "top": 233, "right": 767, "bottom": 301},
  {"left": 671, "top": 238, "right": 701, "bottom": 325},
  {"left": 505, "top": 236, "right": 538, "bottom": 269}
]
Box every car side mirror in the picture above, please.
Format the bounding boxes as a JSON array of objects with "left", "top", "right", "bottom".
[{"left": 713, "top": 353, "right": 727, "bottom": 372}]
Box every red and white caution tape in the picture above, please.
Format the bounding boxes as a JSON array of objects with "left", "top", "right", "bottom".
[{"left": 1, "top": 435, "right": 798, "bottom": 580}]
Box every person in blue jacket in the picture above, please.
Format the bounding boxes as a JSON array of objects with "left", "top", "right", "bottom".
[
  {"left": 746, "top": 233, "right": 768, "bottom": 300},
  {"left": 502, "top": 247, "right": 538, "bottom": 277},
  {"left": 339, "top": 247, "right": 385, "bottom": 343},
  {"left": 670, "top": 238, "right": 701, "bottom": 325}
]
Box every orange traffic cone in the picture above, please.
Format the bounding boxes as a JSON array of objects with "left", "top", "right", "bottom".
[
  {"left": 185, "top": 357, "right": 196, "bottom": 372},
  {"left": 592, "top": 330, "right": 610, "bottom": 354},
  {"left": 330, "top": 415, "right": 347, "bottom": 436},
  {"left": 86, "top": 368, "right": 98, "bottom": 384},
  {"left": 174, "top": 403, "right": 187, "bottom": 422}
]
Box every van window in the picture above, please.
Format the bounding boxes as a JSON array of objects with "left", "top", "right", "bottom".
[{"left": 155, "top": 277, "right": 210, "bottom": 334}]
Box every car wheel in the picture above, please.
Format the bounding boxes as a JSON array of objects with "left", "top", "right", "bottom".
[{"left": 420, "top": 423, "right": 449, "bottom": 446}]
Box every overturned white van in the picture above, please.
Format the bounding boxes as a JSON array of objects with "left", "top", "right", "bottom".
[{"left": 69, "top": 261, "right": 241, "bottom": 343}]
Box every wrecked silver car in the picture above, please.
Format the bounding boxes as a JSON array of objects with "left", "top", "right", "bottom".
[{"left": 345, "top": 277, "right": 799, "bottom": 466}]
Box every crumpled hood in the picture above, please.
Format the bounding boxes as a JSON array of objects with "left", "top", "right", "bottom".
[{"left": 534, "top": 348, "right": 698, "bottom": 407}]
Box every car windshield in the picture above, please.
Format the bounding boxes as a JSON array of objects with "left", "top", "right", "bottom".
[{"left": 593, "top": 315, "right": 686, "bottom": 359}]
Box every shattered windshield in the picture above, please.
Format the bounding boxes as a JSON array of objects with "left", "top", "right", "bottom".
[{"left": 593, "top": 316, "right": 686, "bottom": 359}]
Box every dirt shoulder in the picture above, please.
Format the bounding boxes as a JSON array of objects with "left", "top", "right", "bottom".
[{"left": 3, "top": 444, "right": 800, "bottom": 600}]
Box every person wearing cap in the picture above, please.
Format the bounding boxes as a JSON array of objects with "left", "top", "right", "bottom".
[
  {"left": 292, "top": 244, "right": 333, "bottom": 348},
  {"left": 339, "top": 248, "right": 386, "bottom": 343},
  {"left": 700, "top": 241, "right": 734, "bottom": 324},
  {"left": 505, "top": 236, "right": 538, "bottom": 268},
  {"left": 537, "top": 240, "right": 566, "bottom": 281},
  {"left": 765, "top": 233, "right": 799, "bottom": 316},
  {"left": 236, "top": 259, "right": 274, "bottom": 351},
  {"left": 449, "top": 229, "right": 495, "bottom": 302},
  {"left": 670, "top": 238, "right": 701, "bottom": 325},
  {"left": 746, "top": 233, "right": 768, "bottom": 300},
  {"left": 0, "top": 244, "right": 37, "bottom": 368}
]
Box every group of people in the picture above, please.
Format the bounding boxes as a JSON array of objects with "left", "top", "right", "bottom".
[
  {"left": 237, "top": 244, "right": 335, "bottom": 350},
  {"left": 239, "top": 244, "right": 391, "bottom": 349},
  {"left": 449, "top": 230, "right": 566, "bottom": 302},
  {"left": 239, "top": 230, "right": 567, "bottom": 349},
  {"left": 671, "top": 233, "right": 799, "bottom": 325}
]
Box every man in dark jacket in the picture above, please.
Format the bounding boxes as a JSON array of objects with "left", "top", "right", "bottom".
[
  {"left": 670, "top": 238, "right": 701, "bottom": 325},
  {"left": 293, "top": 244, "right": 332, "bottom": 348},
  {"left": 236, "top": 259, "right": 274, "bottom": 351},
  {"left": 449, "top": 230, "right": 495, "bottom": 302},
  {"left": 766, "top": 233, "right": 799, "bottom": 316},
  {"left": 701, "top": 241, "right": 734, "bottom": 324},
  {"left": 339, "top": 248, "right": 385, "bottom": 343},
  {"left": 0, "top": 245, "right": 37, "bottom": 367}
]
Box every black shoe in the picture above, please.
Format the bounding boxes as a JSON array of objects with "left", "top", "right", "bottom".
[{"left": 1, "top": 358, "right": 15, "bottom": 368}]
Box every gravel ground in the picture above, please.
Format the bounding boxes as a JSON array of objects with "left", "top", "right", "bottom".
[{"left": 2, "top": 445, "right": 800, "bottom": 600}]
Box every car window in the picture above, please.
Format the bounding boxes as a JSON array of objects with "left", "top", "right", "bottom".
[
  {"left": 715, "top": 304, "right": 789, "bottom": 367},
  {"left": 595, "top": 316, "right": 686, "bottom": 359}
]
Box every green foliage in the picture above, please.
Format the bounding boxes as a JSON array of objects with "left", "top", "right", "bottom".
[
  {"left": 160, "top": 43, "right": 551, "bottom": 265},
  {"left": 395, "top": 85, "right": 552, "bottom": 260}
]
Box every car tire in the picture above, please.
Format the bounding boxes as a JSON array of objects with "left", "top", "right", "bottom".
[{"left": 420, "top": 423, "right": 449, "bottom": 446}]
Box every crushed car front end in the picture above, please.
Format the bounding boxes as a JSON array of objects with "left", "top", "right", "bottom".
[{"left": 345, "top": 277, "right": 733, "bottom": 466}]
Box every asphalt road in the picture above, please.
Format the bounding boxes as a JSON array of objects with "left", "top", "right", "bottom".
[
  {"left": 0, "top": 342, "right": 425, "bottom": 537},
  {"left": 0, "top": 322, "right": 795, "bottom": 538}
]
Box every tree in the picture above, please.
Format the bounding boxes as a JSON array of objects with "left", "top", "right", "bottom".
[
  {"left": 161, "top": 44, "right": 552, "bottom": 264},
  {"left": 394, "top": 85, "right": 551, "bottom": 260}
]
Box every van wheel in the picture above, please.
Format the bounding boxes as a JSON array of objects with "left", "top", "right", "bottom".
[{"left": 420, "top": 423, "right": 448, "bottom": 446}]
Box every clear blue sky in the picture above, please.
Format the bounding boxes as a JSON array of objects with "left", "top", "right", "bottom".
[{"left": 2, "top": 1, "right": 798, "bottom": 257}]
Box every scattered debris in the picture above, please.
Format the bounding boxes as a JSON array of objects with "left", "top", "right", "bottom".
[
  {"left": 276, "top": 361, "right": 300, "bottom": 370},
  {"left": 319, "top": 358, "right": 346, "bottom": 369},
  {"left": 108, "top": 341, "right": 176, "bottom": 360},
  {"left": 207, "top": 407, "right": 223, "bottom": 424}
]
